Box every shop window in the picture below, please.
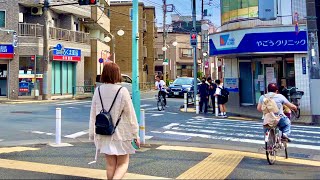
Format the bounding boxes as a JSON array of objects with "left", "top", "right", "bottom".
[
  {"left": 180, "top": 48, "right": 193, "bottom": 58},
  {"left": 0, "top": 64, "right": 7, "bottom": 96},
  {"left": 0, "top": 11, "right": 5, "bottom": 28},
  {"left": 18, "top": 56, "right": 43, "bottom": 96}
]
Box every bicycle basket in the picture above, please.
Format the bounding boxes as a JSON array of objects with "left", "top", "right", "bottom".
[{"left": 291, "top": 91, "right": 304, "bottom": 99}]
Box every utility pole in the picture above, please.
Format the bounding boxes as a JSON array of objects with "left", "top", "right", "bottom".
[
  {"left": 306, "top": 0, "right": 320, "bottom": 118},
  {"left": 132, "top": 0, "right": 140, "bottom": 122},
  {"left": 201, "top": 0, "right": 204, "bottom": 75},
  {"left": 192, "top": 0, "right": 197, "bottom": 102},
  {"left": 42, "top": 0, "right": 50, "bottom": 100},
  {"left": 162, "top": 0, "right": 167, "bottom": 83}
]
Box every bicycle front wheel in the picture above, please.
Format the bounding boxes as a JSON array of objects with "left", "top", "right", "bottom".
[
  {"left": 295, "top": 108, "right": 301, "bottom": 118},
  {"left": 284, "top": 142, "right": 288, "bottom": 159},
  {"left": 266, "top": 130, "right": 277, "bottom": 165},
  {"left": 157, "top": 101, "right": 163, "bottom": 111}
]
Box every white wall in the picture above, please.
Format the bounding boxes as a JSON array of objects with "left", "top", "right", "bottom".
[{"left": 294, "top": 54, "right": 311, "bottom": 115}]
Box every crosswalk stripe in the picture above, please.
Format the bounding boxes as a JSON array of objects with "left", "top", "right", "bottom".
[
  {"left": 163, "top": 130, "right": 320, "bottom": 150},
  {"left": 64, "top": 131, "right": 88, "bottom": 139}
]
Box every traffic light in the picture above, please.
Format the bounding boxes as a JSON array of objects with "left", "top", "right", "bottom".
[
  {"left": 190, "top": 31, "right": 197, "bottom": 46},
  {"left": 78, "top": 0, "right": 97, "bottom": 5}
]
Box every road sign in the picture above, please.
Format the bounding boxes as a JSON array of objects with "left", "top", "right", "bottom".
[
  {"left": 56, "top": 44, "right": 63, "bottom": 51},
  {"left": 190, "top": 31, "right": 197, "bottom": 46},
  {"left": 162, "top": 58, "right": 169, "bottom": 65},
  {"left": 98, "top": 58, "right": 104, "bottom": 63}
]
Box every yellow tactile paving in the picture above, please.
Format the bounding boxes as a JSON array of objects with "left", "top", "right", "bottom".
[
  {"left": 177, "top": 152, "right": 243, "bottom": 179},
  {"left": 0, "top": 158, "right": 169, "bottom": 179},
  {"left": 0, "top": 147, "right": 40, "bottom": 154},
  {"left": 157, "top": 145, "right": 320, "bottom": 167},
  {"left": 227, "top": 116, "right": 254, "bottom": 121}
]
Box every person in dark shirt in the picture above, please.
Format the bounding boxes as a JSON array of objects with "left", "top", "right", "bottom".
[
  {"left": 199, "top": 77, "right": 209, "bottom": 114},
  {"left": 207, "top": 77, "right": 217, "bottom": 114}
]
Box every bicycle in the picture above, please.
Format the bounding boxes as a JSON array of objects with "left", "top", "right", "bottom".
[
  {"left": 156, "top": 93, "right": 166, "bottom": 111},
  {"left": 264, "top": 125, "right": 288, "bottom": 165},
  {"left": 283, "top": 87, "right": 304, "bottom": 120}
]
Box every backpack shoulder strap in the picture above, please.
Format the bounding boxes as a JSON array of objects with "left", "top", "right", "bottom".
[
  {"left": 108, "top": 87, "right": 123, "bottom": 113},
  {"left": 98, "top": 87, "right": 105, "bottom": 111}
]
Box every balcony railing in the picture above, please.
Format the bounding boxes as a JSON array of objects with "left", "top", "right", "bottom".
[
  {"left": 18, "top": 23, "right": 90, "bottom": 44},
  {"left": 18, "top": 23, "right": 43, "bottom": 37}
]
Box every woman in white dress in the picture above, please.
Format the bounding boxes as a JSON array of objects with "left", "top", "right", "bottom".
[{"left": 89, "top": 62, "right": 140, "bottom": 180}]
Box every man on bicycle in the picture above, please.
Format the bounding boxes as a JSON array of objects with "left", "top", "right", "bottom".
[
  {"left": 155, "top": 75, "right": 167, "bottom": 107},
  {"left": 257, "top": 83, "right": 297, "bottom": 141}
]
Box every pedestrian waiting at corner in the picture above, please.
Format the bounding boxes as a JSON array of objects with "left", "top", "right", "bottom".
[
  {"left": 198, "top": 77, "right": 209, "bottom": 114},
  {"left": 214, "top": 79, "right": 229, "bottom": 118}
]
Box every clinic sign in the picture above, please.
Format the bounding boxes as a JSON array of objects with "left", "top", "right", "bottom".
[
  {"left": 209, "top": 27, "right": 308, "bottom": 56},
  {"left": 0, "top": 44, "right": 14, "bottom": 59},
  {"left": 52, "top": 48, "right": 81, "bottom": 62}
]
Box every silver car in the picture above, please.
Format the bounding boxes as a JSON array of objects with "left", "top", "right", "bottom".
[{"left": 95, "top": 74, "right": 132, "bottom": 95}]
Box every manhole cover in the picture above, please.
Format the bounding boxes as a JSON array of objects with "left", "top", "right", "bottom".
[{"left": 11, "top": 111, "right": 33, "bottom": 114}]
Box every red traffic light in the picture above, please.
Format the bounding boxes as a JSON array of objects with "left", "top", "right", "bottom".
[
  {"left": 191, "top": 33, "right": 196, "bottom": 39},
  {"left": 90, "top": 0, "right": 96, "bottom": 4}
]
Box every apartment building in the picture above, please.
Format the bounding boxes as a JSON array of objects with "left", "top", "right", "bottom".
[
  {"left": 155, "top": 32, "right": 202, "bottom": 80},
  {"left": 109, "top": 1, "right": 156, "bottom": 82},
  {"left": 0, "top": 0, "right": 111, "bottom": 100}
]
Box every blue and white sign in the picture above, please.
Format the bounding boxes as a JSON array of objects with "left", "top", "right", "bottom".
[
  {"left": 52, "top": 48, "right": 81, "bottom": 61},
  {"left": 209, "top": 27, "right": 308, "bottom": 56},
  {"left": 0, "top": 44, "right": 14, "bottom": 59},
  {"left": 56, "top": 44, "right": 63, "bottom": 51}
]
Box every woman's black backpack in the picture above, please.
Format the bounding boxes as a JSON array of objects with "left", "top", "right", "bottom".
[{"left": 95, "top": 86, "right": 123, "bottom": 135}]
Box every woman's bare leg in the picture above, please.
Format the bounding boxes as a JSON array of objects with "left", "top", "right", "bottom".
[
  {"left": 105, "top": 155, "right": 117, "bottom": 180},
  {"left": 113, "top": 154, "right": 130, "bottom": 180}
]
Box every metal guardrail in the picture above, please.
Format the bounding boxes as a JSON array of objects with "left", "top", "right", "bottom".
[{"left": 72, "top": 85, "right": 94, "bottom": 97}]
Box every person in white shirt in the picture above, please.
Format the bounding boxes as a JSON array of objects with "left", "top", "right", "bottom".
[
  {"left": 154, "top": 75, "right": 167, "bottom": 106},
  {"left": 214, "top": 79, "right": 227, "bottom": 117}
]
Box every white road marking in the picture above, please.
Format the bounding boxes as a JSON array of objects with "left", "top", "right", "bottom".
[
  {"left": 141, "top": 97, "right": 157, "bottom": 100},
  {"left": 67, "top": 107, "right": 78, "bottom": 109},
  {"left": 145, "top": 135, "right": 153, "bottom": 140},
  {"left": 140, "top": 104, "right": 152, "bottom": 107},
  {"left": 0, "top": 139, "right": 3, "bottom": 142},
  {"left": 151, "top": 114, "right": 163, "bottom": 117},
  {"left": 56, "top": 101, "right": 92, "bottom": 106},
  {"left": 150, "top": 131, "right": 162, "bottom": 133},
  {"left": 31, "top": 131, "right": 46, "bottom": 134},
  {"left": 64, "top": 130, "right": 88, "bottom": 139},
  {"left": 46, "top": 133, "right": 54, "bottom": 136},
  {"left": 163, "top": 123, "right": 180, "bottom": 129},
  {"left": 163, "top": 130, "right": 320, "bottom": 151}
]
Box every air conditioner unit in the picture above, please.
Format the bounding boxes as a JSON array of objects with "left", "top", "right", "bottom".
[{"left": 31, "top": 7, "right": 43, "bottom": 16}]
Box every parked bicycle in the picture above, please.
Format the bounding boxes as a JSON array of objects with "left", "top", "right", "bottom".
[
  {"left": 156, "top": 94, "right": 166, "bottom": 111},
  {"left": 283, "top": 87, "right": 304, "bottom": 120},
  {"left": 264, "top": 124, "right": 288, "bottom": 165}
]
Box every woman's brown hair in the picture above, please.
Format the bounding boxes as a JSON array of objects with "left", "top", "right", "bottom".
[{"left": 100, "top": 62, "right": 122, "bottom": 84}]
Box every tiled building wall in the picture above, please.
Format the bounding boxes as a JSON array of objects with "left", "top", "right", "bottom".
[{"left": 294, "top": 53, "right": 311, "bottom": 116}]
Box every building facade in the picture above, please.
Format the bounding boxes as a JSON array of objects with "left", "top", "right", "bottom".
[
  {"left": 0, "top": 0, "right": 110, "bottom": 100},
  {"left": 155, "top": 32, "right": 202, "bottom": 80},
  {"left": 209, "top": 0, "right": 313, "bottom": 122},
  {"left": 109, "top": 2, "right": 156, "bottom": 83}
]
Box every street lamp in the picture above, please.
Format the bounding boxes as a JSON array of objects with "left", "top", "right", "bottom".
[{"left": 104, "top": 29, "right": 125, "bottom": 63}]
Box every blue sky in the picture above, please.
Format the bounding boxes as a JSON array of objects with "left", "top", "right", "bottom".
[{"left": 140, "top": 0, "right": 221, "bottom": 27}]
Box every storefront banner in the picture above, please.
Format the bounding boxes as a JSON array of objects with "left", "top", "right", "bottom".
[
  {"left": 52, "top": 48, "right": 81, "bottom": 62},
  {"left": 209, "top": 27, "right": 307, "bottom": 56},
  {"left": 224, "top": 78, "right": 239, "bottom": 92},
  {"left": 0, "top": 44, "right": 14, "bottom": 59}
]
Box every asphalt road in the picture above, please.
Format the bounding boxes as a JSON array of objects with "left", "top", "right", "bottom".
[{"left": 1, "top": 91, "right": 320, "bottom": 179}]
